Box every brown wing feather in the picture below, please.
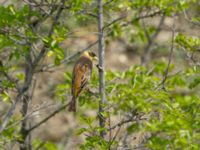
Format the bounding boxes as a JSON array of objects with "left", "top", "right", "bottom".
[{"left": 72, "top": 63, "right": 91, "bottom": 98}]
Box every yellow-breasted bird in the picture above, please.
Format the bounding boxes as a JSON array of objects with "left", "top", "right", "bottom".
[{"left": 68, "top": 50, "right": 98, "bottom": 112}]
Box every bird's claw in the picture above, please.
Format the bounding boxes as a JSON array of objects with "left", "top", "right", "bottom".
[{"left": 96, "top": 64, "right": 103, "bottom": 71}]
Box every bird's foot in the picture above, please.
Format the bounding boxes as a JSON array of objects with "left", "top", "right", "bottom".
[{"left": 96, "top": 64, "right": 103, "bottom": 71}]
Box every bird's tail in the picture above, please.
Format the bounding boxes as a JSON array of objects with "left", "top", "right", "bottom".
[{"left": 68, "top": 96, "right": 76, "bottom": 112}]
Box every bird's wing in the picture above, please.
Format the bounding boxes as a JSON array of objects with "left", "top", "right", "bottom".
[{"left": 72, "top": 63, "right": 91, "bottom": 98}]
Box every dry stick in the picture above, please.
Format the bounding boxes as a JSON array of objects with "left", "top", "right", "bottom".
[
  {"left": 97, "top": 0, "right": 106, "bottom": 138},
  {"left": 27, "top": 102, "right": 70, "bottom": 133},
  {"left": 161, "top": 15, "right": 175, "bottom": 90}
]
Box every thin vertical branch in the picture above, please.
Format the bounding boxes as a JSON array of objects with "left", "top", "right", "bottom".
[
  {"left": 141, "top": 15, "right": 165, "bottom": 66},
  {"left": 161, "top": 14, "right": 176, "bottom": 89},
  {"left": 97, "top": 0, "right": 106, "bottom": 138}
]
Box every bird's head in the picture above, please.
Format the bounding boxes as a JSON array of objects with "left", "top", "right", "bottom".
[{"left": 83, "top": 50, "right": 98, "bottom": 61}]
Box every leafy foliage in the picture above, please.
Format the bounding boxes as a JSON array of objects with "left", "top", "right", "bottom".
[{"left": 0, "top": 0, "right": 199, "bottom": 149}]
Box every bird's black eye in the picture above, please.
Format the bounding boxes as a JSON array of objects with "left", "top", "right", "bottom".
[{"left": 89, "top": 52, "right": 96, "bottom": 57}]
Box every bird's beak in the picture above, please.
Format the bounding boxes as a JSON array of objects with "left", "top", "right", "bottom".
[{"left": 93, "top": 56, "right": 98, "bottom": 61}]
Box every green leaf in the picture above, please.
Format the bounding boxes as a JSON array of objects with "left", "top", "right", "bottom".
[
  {"left": 44, "top": 141, "right": 58, "bottom": 150},
  {"left": 76, "top": 127, "right": 88, "bottom": 135},
  {"left": 0, "top": 91, "right": 10, "bottom": 102},
  {"left": 51, "top": 40, "right": 57, "bottom": 48},
  {"left": 127, "top": 123, "right": 139, "bottom": 133},
  {"left": 189, "top": 76, "right": 200, "bottom": 89}
]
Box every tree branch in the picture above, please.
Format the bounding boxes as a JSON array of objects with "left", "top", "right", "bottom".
[
  {"left": 103, "top": 10, "right": 164, "bottom": 30},
  {"left": 27, "top": 102, "right": 69, "bottom": 133},
  {"left": 108, "top": 117, "right": 136, "bottom": 131}
]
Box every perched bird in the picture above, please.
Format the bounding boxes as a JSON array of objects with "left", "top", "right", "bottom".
[{"left": 68, "top": 50, "right": 98, "bottom": 112}]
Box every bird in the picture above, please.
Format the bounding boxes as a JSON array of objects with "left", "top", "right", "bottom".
[{"left": 68, "top": 50, "right": 98, "bottom": 112}]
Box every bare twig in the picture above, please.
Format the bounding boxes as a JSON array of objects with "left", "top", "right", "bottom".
[
  {"left": 27, "top": 102, "right": 69, "bottom": 133},
  {"left": 103, "top": 15, "right": 126, "bottom": 30},
  {"left": 108, "top": 117, "right": 136, "bottom": 131},
  {"left": 161, "top": 15, "right": 176, "bottom": 89},
  {"left": 103, "top": 10, "right": 164, "bottom": 30},
  {"left": 110, "top": 125, "right": 121, "bottom": 147},
  {"left": 108, "top": 112, "right": 147, "bottom": 131}
]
